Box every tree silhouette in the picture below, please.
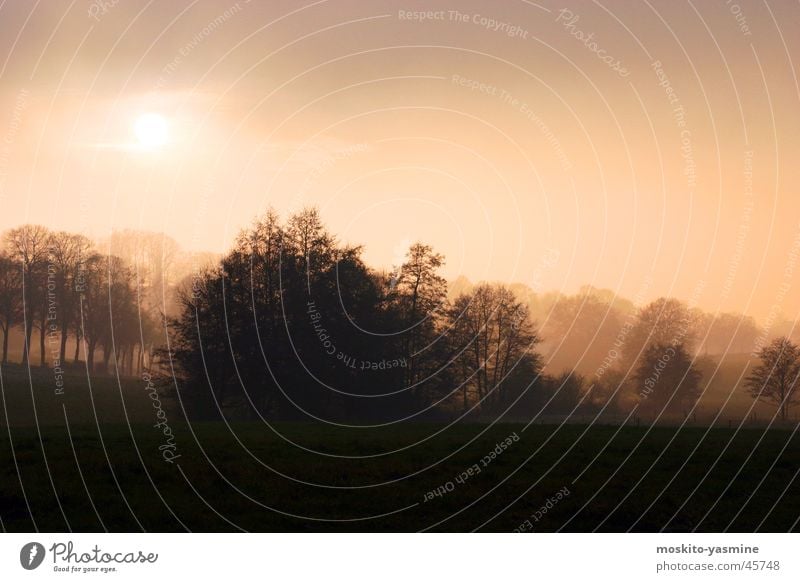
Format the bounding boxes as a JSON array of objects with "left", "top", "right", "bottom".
[
  {"left": 78, "top": 254, "right": 138, "bottom": 373},
  {"left": 392, "top": 243, "right": 448, "bottom": 399},
  {"left": 746, "top": 337, "right": 800, "bottom": 422},
  {"left": 447, "top": 284, "right": 540, "bottom": 414},
  {"left": 48, "top": 231, "right": 93, "bottom": 365},
  {"left": 626, "top": 298, "right": 697, "bottom": 368},
  {"left": 0, "top": 226, "right": 178, "bottom": 377},
  {"left": 4, "top": 225, "right": 51, "bottom": 366},
  {"left": 634, "top": 342, "right": 702, "bottom": 415},
  {"left": 0, "top": 253, "right": 23, "bottom": 364},
  {"left": 166, "top": 207, "right": 410, "bottom": 421}
]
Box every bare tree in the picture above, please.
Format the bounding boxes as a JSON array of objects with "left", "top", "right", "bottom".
[
  {"left": 49, "top": 231, "right": 93, "bottom": 365},
  {"left": 0, "top": 253, "right": 23, "bottom": 364},
  {"left": 746, "top": 337, "right": 800, "bottom": 422},
  {"left": 78, "top": 254, "right": 136, "bottom": 373},
  {"left": 285, "top": 207, "right": 337, "bottom": 288},
  {"left": 449, "top": 284, "right": 540, "bottom": 412},
  {"left": 4, "top": 225, "right": 51, "bottom": 366},
  {"left": 393, "top": 243, "right": 448, "bottom": 391}
]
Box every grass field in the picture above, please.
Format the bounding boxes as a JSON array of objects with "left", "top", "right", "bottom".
[
  {"left": 2, "top": 422, "right": 799, "bottom": 532},
  {"left": 1, "top": 365, "right": 799, "bottom": 532}
]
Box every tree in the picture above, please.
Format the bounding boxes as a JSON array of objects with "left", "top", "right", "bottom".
[
  {"left": 48, "top": 231, "right": 93, "bottom": 365},
  {"left": 695, "top": 312, "right": 761, "bottom": 355},
  {"left": 4, "top": 225, "right": 51, "bottom": 366},
  {"left": 164, "top": 209, "right": 547, "bottom": 422},
  {"left": 626, "top": 298, "right": 697, "bottom": 367},
  {"left": 103, "top": 229, "right": 181, "bottom": 311},
  {"left": 78, "top": 254, "right": 138, "bottom": 373},
  {"left": 448, "top": 284, "right": 541, "bottom": 414},
  {"left": 285, "top": 207, "right": 335, "bottom": 287},
  {"left": 543, "top": 371, "right": 586, "bottom": 415},
  {"left": 746, "top": 337, "right": 800, "bottom": 422},
  {"left": 634, "top": 342, "right": 702, "bottom": 415},
  {"left": 165, "top": 208, "right": 403, "bottom": 421},
  {"left": 0, "top": 253, "right": 23, "bottom": 364},
  {"left": 392, "top": 243, "right": 448, "bottom": 395},
  {"left": 542, "top": 294, "right": 623, "bottom": 375}
]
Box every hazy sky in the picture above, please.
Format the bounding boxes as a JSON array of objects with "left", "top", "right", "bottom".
[{"left": 0, "top": 0, "right": 798, "bottom": 322}]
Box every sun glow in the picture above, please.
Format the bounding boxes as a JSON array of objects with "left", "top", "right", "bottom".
[{"left": 133, "top": 113, "right": 169, "bottom": 150}]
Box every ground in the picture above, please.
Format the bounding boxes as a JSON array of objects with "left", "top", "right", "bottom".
[{"left": 0, "top": 365, "right": 798, "bottom": 532}]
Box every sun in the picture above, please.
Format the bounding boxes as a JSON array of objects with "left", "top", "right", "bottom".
[{"left": 133, "top": 113, "right": 169, "bottom": 149}]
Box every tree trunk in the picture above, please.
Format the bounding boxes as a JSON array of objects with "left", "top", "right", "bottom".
[
  {"left": 103, "top": 345, "right": 112, "bottom": 374},
  {"left": 1, "top": 326, "right": 8, "bottom": 365},
  {"left": 22, "top": 322, "right": 33, "bottom": 366},
  {"left": 59, "top": 317, "right": 69, "bottom": 365},
  {"left": 87, "top": 339, "right": 96, "bottom": 373},
  {"left": 39, "top": 314, "right": 46, "bottom": 367}
]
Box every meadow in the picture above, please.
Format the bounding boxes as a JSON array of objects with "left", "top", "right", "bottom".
[{"left": 1, "top": 364, "right": 798, "bottom": 532}]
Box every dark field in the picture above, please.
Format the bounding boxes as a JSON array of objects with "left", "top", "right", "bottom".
[
  {"left": 2, "top": 421, "right": 799, "bottom": 532},
  {"left": 1, "top": 364, "right": 798, "bottom": 532}
]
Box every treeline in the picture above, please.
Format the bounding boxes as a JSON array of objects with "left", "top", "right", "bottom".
[
  {"left": 163, "top": 208, "right": 706, "bottom": 422},
  {"left": 530, "top": 290, "right": 774, "bottom": 373},
  {"left": 2, "top": 213, "right": 794, "bottom": 424},
  {"left": 516, "top": 287, "right": 798, "bottom": 418},
  {"left": 167, "top": 207, "right": 800, "bottom": 423},
  {"left": 0, "top": 225, "right": 201, "bottom": 374}
]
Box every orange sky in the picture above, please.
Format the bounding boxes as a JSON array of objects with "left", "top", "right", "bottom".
[{"left": 0, "top": 0, "right": 799, "bottom": 323}]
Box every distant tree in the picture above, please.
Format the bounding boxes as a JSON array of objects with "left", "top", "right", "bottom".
[
  {"left": 448, "top": 275, "right": 473, "bottom": 299},
  {"left": 746, "top": 337, "right": 800, "bottom": 422},
  {"left": 695, "top": 312, "right": 761, "bottom": 355},
  {"left": 104, "top": 230, "right": 180, "bottom": 293},
  {"left": 4, "top": 225, "right": 51, "bottom": 366},
  {"left": 542, "top": 294, "right": 623, "bottom": 375},
  {"left": 104, "top": 256, "right": 139, "bottom": 374},
  {"left": 448, "top": 284, "right": 540, "bottom": 413},
  {"left": 78, "top": 254, "right": 138, "bottom": 373},
  {"left": 578, "top": 285, "right": 635, "bottom": 313},
  {"left": 590, "top": 367, "right": 627, "bottom": 413},
  {"left": 626, "top": 298, "right": 696, "bottom": 367},
  {"left": 634, "top": 342, "right": 702, "bottom": 415},
  {"left": 48, "top": 231, "right": 93, "bottom": 365},
  {"left": 0, "top": 253, "right": 23, "bottom": 364}
]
